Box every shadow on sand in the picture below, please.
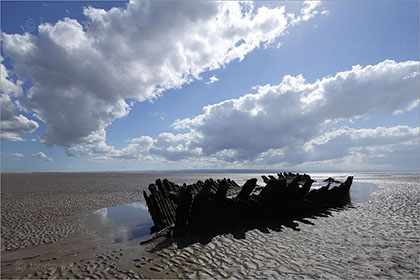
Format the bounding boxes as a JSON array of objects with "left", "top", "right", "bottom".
[{"left": 149, "top": 204, "right": 354, "bottom": 251}]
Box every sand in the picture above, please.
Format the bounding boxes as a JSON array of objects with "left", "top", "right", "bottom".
[
  {"left": 1, "top": 173, "right": 419, "bottom": 279},
  {"left": 1, "top": 173, "right": 147, "bottom": 252}
]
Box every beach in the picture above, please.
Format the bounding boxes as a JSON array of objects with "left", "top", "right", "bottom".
[{"left": 1, "top": 172, "right": 419, "bottom": 279}]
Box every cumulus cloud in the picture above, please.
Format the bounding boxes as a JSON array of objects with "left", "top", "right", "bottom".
[
  {"left": 107, "top": 59, "right": 419, "bottom": 170},
  {"left": 2, "top": 1, "right": 320, "bottom": 150},
  {"left": 267, "top": 125, "right": 419, "bottom": 166},
  {"left": 0, "top": 95, "right": 39, "bottom": 141},
  {"left": 90, "top": 133, "right": 201, "bottom": 162},
  {"left": 1, "top": 57, "right": 23, "bottom": 97},
  {"left": 169, "top": 60, "right": 419, "bottom": 159},
  {"left": 32, "top": 152, "right": 53, "bottom": 161},
  {"left": 1, "top": 60, "right": 39, "bottom": 141},
  {"left": 109, "top": 136, "right": 154, "bottom": 160}
]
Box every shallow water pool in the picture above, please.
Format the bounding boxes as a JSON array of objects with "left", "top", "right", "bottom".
[
  {"left": 349, "top": 181, "right": 379, "bottom": 203},
  {"left": 85, "top": 201, "right": 153, "bottom": 244}
]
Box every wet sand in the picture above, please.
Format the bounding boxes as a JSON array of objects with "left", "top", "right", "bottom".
[{"left": 1, "top": 173, "right": 419, "bottom": 279}]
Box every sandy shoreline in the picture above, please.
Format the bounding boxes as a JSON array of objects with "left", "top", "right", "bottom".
[
  {"left": 1, "top": 173, "right": 147, "bottom": 252},
  {"left": 1, "top": 173, "right": 419, "bottom": 279}
]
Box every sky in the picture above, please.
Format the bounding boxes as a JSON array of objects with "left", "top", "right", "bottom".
[{"left": 1, "top": 0, "right": 419, "bottom": 173}]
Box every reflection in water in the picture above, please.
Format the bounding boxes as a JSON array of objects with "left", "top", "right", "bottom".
[
  {"left": 86, "top": 179, "right": 378, "bottom": 244},
  {"left": 349, "top": 181, "right": 379, "bottom": 203},
  {"left": 86, "top": 201, "right": 153, "bottom": 244}
]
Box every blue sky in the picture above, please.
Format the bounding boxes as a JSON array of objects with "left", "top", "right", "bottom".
[{"left": 1, "top": 1, "right": 419, "bottom": 172}]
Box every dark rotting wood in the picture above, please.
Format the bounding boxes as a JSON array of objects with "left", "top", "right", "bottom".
[
  {"left": 154, "top": 179, "right": 175, "bottom": 225},
  {"left": 323, "top": 177, "right": 341, "bottom": 184},
  {"left": 148, "top": 183, "right": 157, "bottom": 193},
  {"left": 261, "top": 175, "right": 270, "bottom": 184},
  {"left": 286, "top": 177, "right": 301, "bottom": 200},
  {"left": 191, "top": 183, "right": 201, "bottom": 196},
  {"left": 143, "top": 173, "right": 353, "bottom": 235},
  {"left": 173, "top": 186, "right": 192, "bottom": 236},
  {"left": 210, "top": 180, "right": 219, "bottom": 193},
  {"left": 161, "top": 179, "right": 178, "bottom": 220},
  {"left": 298, "top": 179, "right": 313, "bottom": 199},
  {"left": 187, "top": 186, "right": 213, "bottom": 233},
  {"left": 236, "top": 178, "right": 257, "bottom": 200},
  {"left": 229, "top": 179, "right": 241, "bottom": 189},
  {"left": 148, "top": 192, "right": 165, "bottom": 230},
  {"left": 215, "top": 180, "right": 228, "bottom": 202},
  {"left": 259, "top": 177, "right": 286, "bottom": 199},
  {"left": 143, "top": 191, "right": 158, "bottom": 231},
  {"left": 153, "top": 191, "right": 171, "bottom": 227}
]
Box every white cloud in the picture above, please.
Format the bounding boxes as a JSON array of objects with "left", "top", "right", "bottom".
[
  {"left": 1, "top": 56, "right": 39, "bottom": 141},
  {"left": 108, "top": 59, "right": 419, "bottom": 170},
  {"left": 283, "top": 125, "right": 419, "bottom": 165},
  {"left": 305, "top": 126, "right": 419, "bottom": 151},
  {"left": 292, "top": 132, "right": 419, "bottom": 172},
  {"left": 300, "top": 1, "right": 321, "bottom": 21},
  {"left": 67, "top": 130, "right": 115, "bottom": 156},
  {"left": 110, "top": 136, "right": 154, "bottom": 160},
  {"left": 89, "top": 133, "right": 202, "bottom": 162},
  {"left": 1, "top": 57, "right": 23, "bottom": 98},
  {"left": 169, "top": 60, "right": 419, "bottom": 159},
  {"left": 0, "top": 93, "right": 39, "bottom": 142},
  {"left": 206, "top": 75, "right": 219, "bottom": 85},
  {"left": 91, "top": 155, "right": 111, "bottom": 162},
  {"left": 149, "top": 132, "right": 203, "bottom": 161},
  {"left": 32, "top": 152, "right": 53, "bottom": 161},
  {"left": 287, "top": 1, "right": 322, "bottom": 25},
  {"left": 9, "top": 153, "right": 24, "bottom": 158},
  {"left": 2, "top": 1, "right": 320, "bottom": 151}
]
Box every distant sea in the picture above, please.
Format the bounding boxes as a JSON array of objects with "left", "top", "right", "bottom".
[{"left": 3, "top": 172, "right": 417, "bottom": 204}]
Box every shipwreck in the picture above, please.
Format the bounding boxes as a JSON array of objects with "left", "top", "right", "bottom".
[{"left": 143, "top": 172, "right": 353, "bottom": 237}]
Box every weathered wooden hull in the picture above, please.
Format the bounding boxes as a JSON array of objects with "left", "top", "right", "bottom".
[{"left": 143, "top": 173, "right": 353, "bottom": 236}]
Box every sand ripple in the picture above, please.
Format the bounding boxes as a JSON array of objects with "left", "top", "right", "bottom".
[
  {"left": 1, "top": 173, "right": 146, "bottom": 251},
  {"left": 136, "top": 174, "right": 419, "bottom": 279},
  {"left": 1, "top": 173, "right": 419, "bottom": 279}
]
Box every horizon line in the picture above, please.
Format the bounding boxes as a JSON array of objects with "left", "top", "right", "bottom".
[{"left": 2, "top": 169, "right": 419, "bottom": 174}]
